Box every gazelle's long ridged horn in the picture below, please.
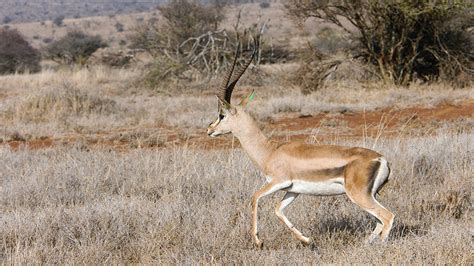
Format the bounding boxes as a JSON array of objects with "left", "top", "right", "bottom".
[
  {"left": 226, "top": 36, "right": 259, "bottom": 93},
  {"left": 217, "top": 42, "right": 240, "bottom": 106}
]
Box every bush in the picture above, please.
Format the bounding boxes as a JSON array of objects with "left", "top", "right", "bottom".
[
  {"left": 259, "top": 2, "right": 270, "bottom": 9},
  {"left": 0, "top": 29, "right": 41, "bottom": 74},
  {"left": 286, "top": 1, "right": 473, "bottom": 86},
  {"left": 53, "top": 15, "right": 65, "bottom": 27},
  {"left": 158, "top": 0, "right": 224, "bottom": 46},
  {"left": 115, "top": 22, "right": 124, "bottom": 32},
  {"left": 131, "top": 0, "right": 224, "bottom": 55},
  {"left": 44, "top": 31, "right": 107, "bottom": 65},
  {"left": 3, "top": 16, "right": 12, "bottom": 24}
]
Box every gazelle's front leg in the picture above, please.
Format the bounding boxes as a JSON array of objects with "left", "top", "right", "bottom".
[
  {"left": 252, "top": 181, "right": 292, "bottom": 248},
  {"left": 275, "top": 192, "right": 311, "bottom": 244}
]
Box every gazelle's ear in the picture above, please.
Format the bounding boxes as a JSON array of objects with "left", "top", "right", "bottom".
[{"left": 239, "top": 90, "right": 256, "bottom": 107}]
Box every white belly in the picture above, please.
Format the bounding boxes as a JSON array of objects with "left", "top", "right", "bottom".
[{"left": 284, "top": 178, "right": 345, "bottom": 196}]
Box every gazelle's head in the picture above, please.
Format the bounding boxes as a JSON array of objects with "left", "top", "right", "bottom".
[
  {"left": 207, "top": 40, "right": 257, "bottom": 138},
  {"left": 207, "top": 92, "right": 255, "bottom": 137}
]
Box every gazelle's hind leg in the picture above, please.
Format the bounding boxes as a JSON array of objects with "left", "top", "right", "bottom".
[
  {"left": 345, "top": 191, "right": 394, "bottom": 242},
  {"left": 367, "top": 222, "right": 383, "bottom": 243},
  {"left": 275, "top": 192, "right": 311, "bottom": 244},
  {"left": 344, "top": 158, "right": 394, "bottom": 242}
]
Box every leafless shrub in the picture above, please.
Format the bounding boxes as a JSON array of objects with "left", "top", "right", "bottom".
[
  {"left": 130, "top": 0, "right": 224, "bottom": 58},
  {"left": 130, "top": 1, "right": 265, "bottom": 89},
  {"left": 0, "top": 29, "right": 41, "bottom": 74},
  {"left": 286, "top": 0, "right": 473, "bottom": 86}
]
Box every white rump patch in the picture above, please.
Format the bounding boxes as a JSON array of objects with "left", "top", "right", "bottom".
[
  {"left": 371, "top": 157, "right": 390, "bottom": 195},
  {"left": 285, "top": 178, "right": 345, "bottom": 196}
]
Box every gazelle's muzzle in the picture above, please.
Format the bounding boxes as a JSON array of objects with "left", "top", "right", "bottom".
[{"left": 207, "top": 118, "right": 220, "bottom": 137}]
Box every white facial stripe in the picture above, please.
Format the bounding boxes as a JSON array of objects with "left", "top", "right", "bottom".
[{"left": 210, "top": 117, "right": 220, "bottom": 127}]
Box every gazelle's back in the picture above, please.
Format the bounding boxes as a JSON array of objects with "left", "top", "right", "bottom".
[{"left": 264, "top": 142, "right": 382, "bottom": 179}]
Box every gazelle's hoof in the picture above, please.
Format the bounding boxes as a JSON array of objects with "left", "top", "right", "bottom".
[
  {"left": 365, "top": 234, "right": 378, "bottom": 244},
  {"left": 300, "top": 236, "right": 311, "bottom": 245},
  {"left": 255, "top": 239, "right": 263, "bottom": 249}
]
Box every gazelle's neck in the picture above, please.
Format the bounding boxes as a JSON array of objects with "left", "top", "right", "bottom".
[{"left": 232, "top": 109, "right": 274, "bottom": 170}]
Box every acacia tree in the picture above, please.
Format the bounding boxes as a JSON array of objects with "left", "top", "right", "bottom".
[{"left": 286, "top": 0, "right": 473, "bottom": 86}]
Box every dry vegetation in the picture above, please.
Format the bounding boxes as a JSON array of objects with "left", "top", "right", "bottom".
[
  {"left": 0, "top": 63, "right": 473, "bottom": 264},
  {"left": 1, "top": 132, "right": 472, "bottom": 264},
  {"left": 0, "top": 66, "right": 472, "bottom": 141},
  {"left": 0, "top": 2, "right": 473, "bottom": 264}
]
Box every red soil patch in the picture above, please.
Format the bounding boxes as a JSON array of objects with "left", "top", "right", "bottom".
[
  {"left": 4, "top": 100, "right": 473, "bottom": 151},
  {"left": 7, "top": 138, "right": 54, "bottom": 150},
  {"left": 269, "top": 99, "right": 473, "bottom": 138}
]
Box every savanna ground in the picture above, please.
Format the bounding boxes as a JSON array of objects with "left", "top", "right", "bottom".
[
  {"left": 1, "top": 65, "right": 473, "bottom": 264},
  {"left": 1, "top": 3, "right": 474, "bottom": 265}
]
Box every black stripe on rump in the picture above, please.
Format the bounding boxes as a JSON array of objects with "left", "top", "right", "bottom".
[{"left": 367, "top": 160, "right": 381, "bottom": 194}]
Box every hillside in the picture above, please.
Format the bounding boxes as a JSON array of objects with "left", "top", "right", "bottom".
[
  {"left": 0, "top": 0, "right": 277, "bottom": 24},
  {"left": 0, "top": 0, "right": 164, "bottom": 23},
  {"left": 6, "top": 3, "right": 300, "bottom": 50}
]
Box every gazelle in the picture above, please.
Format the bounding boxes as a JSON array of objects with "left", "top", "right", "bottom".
[{"left": 207, "top": 43, "right": 394, "bottom": 248}]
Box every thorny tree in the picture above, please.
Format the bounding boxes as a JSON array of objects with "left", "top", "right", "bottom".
[{"left": 286, "top": 0, "right": 473, "bottom": 86}]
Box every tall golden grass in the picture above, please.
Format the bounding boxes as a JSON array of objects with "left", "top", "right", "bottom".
[{"left": 1, "top": 132, "right": 471, "bottom": 264}]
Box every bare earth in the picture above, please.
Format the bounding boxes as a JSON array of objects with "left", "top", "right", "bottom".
[{"left": 4, "top": 99, "right": 473, "bottom": 150}]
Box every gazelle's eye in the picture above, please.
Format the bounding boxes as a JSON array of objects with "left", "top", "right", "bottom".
[{"left": 219, "top": 114, "right": 224, "bottom": 120}]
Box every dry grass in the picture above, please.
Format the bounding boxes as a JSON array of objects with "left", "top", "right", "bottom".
[
  {"left": 0, "top": 65, "right": 472, "bottom": 141},
  {"left": 1, "top": 3, "right": 472, "bottom": 264},
  {"left": 1, "top": 131, "right": 472, "bottom": 264},
  {"left": 10, "top": 85, "right": 121, "bottom": 122}
]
